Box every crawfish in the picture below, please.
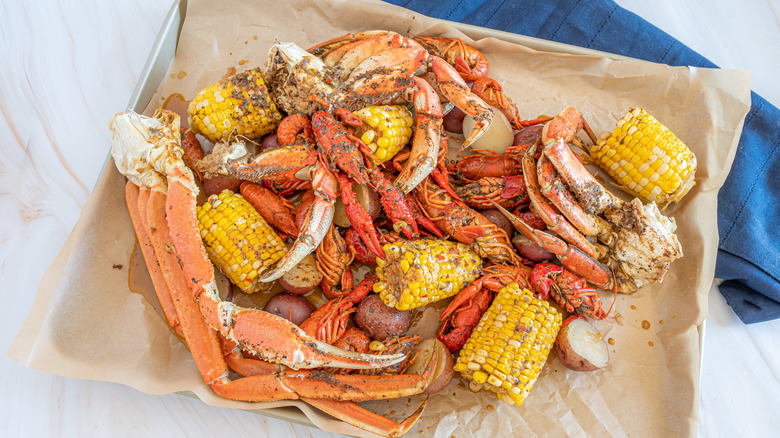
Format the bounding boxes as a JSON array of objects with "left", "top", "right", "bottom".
[
  {"left": 448, "top": 149, "right": 523, "bottom": 184},
  {"left": 361, "top": 335, "right": 421, "bottom": 376},
  {"left": 299, "top": 274, "right": 376, "bottom": 343},
  {"left": 414, "top": 177, "right": 520, "bottom": 265},
  {"left": 438, "top": 265, "right": 532, "bottom": 352},
  {"left": 240, "top": 181, "right": 300, "bottom": 238},
  {"left": 454, "top": 175, "right": 528, "bottom": 210},
  {"left": 316, "top": 224, "right": 355, "bottom": 299},
  {"left": 530, "top": 263, "right": 610, "bottom": 320}
]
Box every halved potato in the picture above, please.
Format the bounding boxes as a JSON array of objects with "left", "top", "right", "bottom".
[
  {"left": 278, "top": 254, "right": 322, "bottom": 295},
  {"left": 462, "top": 105, "right": 515, "bottom": 154},
  {"left": 405, "top": 338, "right": 455, "bottom": 395},
  {"left": 555, "top": 318, "right": 609, "bottom": 371}
]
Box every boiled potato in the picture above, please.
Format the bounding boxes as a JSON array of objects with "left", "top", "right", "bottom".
[
  {"left": 555, "top": 318, "right": 609, "bottom": 371},
  {"left": 443, "top": 107, "right": 466, "bottom": 133},
  {"left": 405, "top": 338, "right": 455, "bottom": 395},
  {"left": 278, "top": 254, "right": 322, "bottom": 295},
  {"left": 480, "top": 208, "right": 514, "bottom": 237},
  {"left": 203, "top": 175, "right": 243, "bottom": 197},
  {"left": 462, "top": 105, "right": 514, "bottom": 153},
  {"left": 263, "top": 293, "right": 315, "bottom": 326},
  {"left": 354, "top": 293, "right": 412, "bottom": 341},
  {"left": 512, "top": 233, "right": 556, "bottom": 262}
]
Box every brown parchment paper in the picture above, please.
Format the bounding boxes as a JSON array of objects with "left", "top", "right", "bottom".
[{"left": 9, "top": 0, "right": 751, "bottom": 436}]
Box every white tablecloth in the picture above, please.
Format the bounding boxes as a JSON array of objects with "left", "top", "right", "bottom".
[{"left": 2, "top": 1, "right": 779, "bottom": 436}]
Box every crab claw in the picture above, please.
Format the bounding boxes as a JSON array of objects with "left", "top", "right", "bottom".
[
  {"left": 260, "top": 156, "right": 339, "bottom": 282},
  {"left": 427, "top": 56, "right": 493, "bottom": 149},
  {"left": 217, "top": 304, "right": 404, "bottom": 369}
]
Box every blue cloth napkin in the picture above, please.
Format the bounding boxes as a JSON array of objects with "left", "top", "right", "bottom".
[{"left": 385, "top": 0, "right": 780, "bottom": 324}]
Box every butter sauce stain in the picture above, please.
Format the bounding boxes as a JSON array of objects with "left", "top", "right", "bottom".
[
  {"left": 161, "top": 93, "right": 190, "bottom": 129},
  {"left": 128, "top": 239, "right": 175, "bottom": 335}
]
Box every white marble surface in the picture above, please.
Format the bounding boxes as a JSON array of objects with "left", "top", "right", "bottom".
[{"left": 2, "top": 0, "right": 779, "bottom": 437}]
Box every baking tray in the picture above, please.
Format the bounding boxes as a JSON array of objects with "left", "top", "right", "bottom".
[{"left": 122, "top": 0, "right": 706, "bottom": 432}]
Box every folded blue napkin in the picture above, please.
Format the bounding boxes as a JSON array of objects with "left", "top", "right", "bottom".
[{"left": 386, "top": 0, "right": 780, "bottom": 324}]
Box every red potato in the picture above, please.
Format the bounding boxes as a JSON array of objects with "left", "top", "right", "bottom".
[
  {"left": 512, "top": 233, "right": 556, "bottom": 262},
  {"left": 555, "top": 317, "right": 610, "bottom": 371},
  {"left": 405, "top": 338, "right": 455, "bottom": 395},
  {"left": 260, "top": 133, "right": 281, "bottom": 152},
  {"left": 278, "top": 254, "right": 322, "bottom": 295},
  {"left": 203, "top": 175, "right": 243, "bottom": 197},
  {"left": 263, "top": 293, "right": 315, "bottom": 326},
  {"left": 513, "top": 124, "right": 544, "bottom": 148},
  {"left": 480, "top": 208, "right": 514, "bottom": 237},
  {"left": 354, "top": 294, "right": 412, "bottom": 341},
  {"left": 442, "top": 107, "right": 465, "bottom": 134}
]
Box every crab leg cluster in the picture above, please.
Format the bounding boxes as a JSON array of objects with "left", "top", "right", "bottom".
[{"left": 111, "top": 110, "right": 441, "bottom": 436}]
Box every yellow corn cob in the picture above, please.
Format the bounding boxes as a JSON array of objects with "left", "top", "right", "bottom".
[
  {"left": 591, "top": 107, "right": 696, "bottom": 207},
  {"left": 353, "top": 105, "right": 414, "bottom": 162},
  {"left": 373, "top": 239, "right": 482, "bottom": 310},
  {"left": 196, "top": 190, "right": 287, "bottom": 294},
  {"left": 454, "top": 283, "right": 561, "bottom": 406},
  {"left": 188, "top": 67, "right": 282, "bottom": 144}
]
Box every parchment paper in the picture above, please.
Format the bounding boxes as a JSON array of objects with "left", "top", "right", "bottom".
[{"left": 9, "top": 0, "right": 751, "bottom": 436}]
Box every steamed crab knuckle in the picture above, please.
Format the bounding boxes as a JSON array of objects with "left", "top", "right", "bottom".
[
  {"left": 266, "top": 43, "right": 334, "bottom": 115},
  {"left": 110, "top": 110, "right": 188, "bottom": 191},
  {"left": 606, "top": 200, "right": 683, "bottom": 290}
]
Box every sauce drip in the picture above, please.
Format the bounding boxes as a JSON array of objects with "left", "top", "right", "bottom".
[{"left": 162, "top": 93, "right": 190, "bottom": 129}]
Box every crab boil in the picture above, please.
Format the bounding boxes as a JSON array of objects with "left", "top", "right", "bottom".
[{"left": 110, "top": 30, "right": 690, "bottom": 437}]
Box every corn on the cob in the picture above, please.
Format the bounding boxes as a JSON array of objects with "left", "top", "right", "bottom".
[
  {"left": 352, "top": 105, "right": 413, "bottom": 162},
  {"left": 373, "top": 239, "right": 482, "bottom": 311},
  {"left": 188, "top": 67, "right": 282, "bottom": 144},
  {"left": 591, "top": 107, "right": 696, "bottom": 207},
  {"left": 196, "top": 190, "right": 287, "bottom": 293},
  {"left": 454, "top": 283, "right": 561, "bottom": 405}
]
